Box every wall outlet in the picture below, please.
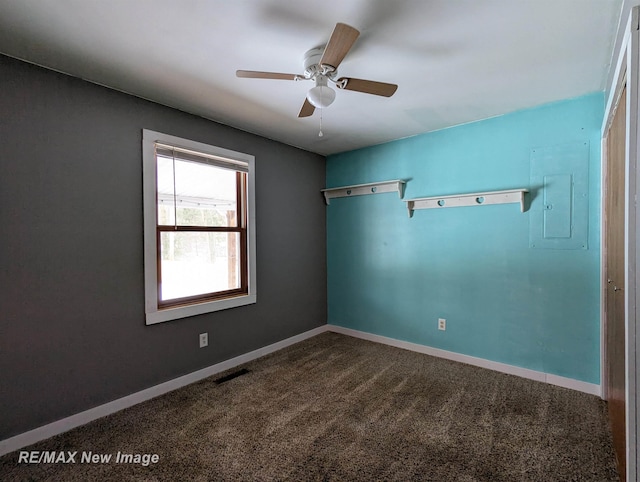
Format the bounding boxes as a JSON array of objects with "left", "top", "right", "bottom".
[
  {"left": 438, "top": 318, "right": 446, "bottom": 331},
  {"left": 199, "top": 332, "right": 208, "bottom": 348}
]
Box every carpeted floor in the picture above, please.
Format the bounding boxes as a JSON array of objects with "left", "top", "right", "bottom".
[{"left": 0, "top": 332, "right": 619, "bottom": 481}]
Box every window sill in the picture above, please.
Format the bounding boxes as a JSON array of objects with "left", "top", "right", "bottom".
[{"left": 146, "top": 293, "right": 257, "bottom": 325}]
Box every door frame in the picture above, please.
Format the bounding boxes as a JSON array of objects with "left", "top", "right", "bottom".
[{"left": 601, "top": 7, "right": 639, "bottom": 482}]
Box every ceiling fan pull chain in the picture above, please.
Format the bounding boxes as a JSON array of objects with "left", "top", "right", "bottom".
[{"left": 319, "top": 86, "right": 324, "bottom": 137}]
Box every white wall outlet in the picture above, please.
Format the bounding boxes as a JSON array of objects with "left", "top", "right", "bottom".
[
  {"left": 438, "top": 318, "right": 446, "bottom": 331},
  {"left": 199, "top": 332, "right": 208, "bottom": 348}
]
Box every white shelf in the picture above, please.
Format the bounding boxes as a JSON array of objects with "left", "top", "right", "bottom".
[
  {"left": 321, "top": 180, "right": 406, "bottom": 205},
  {"left": 405, "top": 189, "right": 528, "bottom": 217}
]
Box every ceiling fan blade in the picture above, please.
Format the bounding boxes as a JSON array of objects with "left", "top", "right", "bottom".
[
  {"left": 236, "top": 70, "right": 300, "bottom": 80},
  {"left": 298, "top": 98, "right": 315, "bottom": 118},
  {"left": 319, "top": 23, "right": 360, "bottom": 70},
  {"left": 337, "top": 77, "right": 398, "bottom": 97}
]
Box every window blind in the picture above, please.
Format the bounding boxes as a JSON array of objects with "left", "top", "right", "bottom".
[{"left": 155, "top": 143, "right": 249, "bottom": 172}]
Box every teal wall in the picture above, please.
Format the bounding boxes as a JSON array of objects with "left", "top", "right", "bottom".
[{"left": 326, "top": 93, "right": 604, "bottom": 384}]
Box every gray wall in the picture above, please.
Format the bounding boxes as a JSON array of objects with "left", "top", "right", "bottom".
[{"left": 0, "top": 55, "right": 327, "bottom": 439}]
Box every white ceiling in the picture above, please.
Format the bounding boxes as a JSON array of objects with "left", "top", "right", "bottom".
[{"left": 0, "top": 0, "right": 622, "bottom": 155}]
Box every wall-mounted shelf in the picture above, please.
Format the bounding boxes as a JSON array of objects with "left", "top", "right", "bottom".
[
  {"left": 405, "top": 188, "right": 528, "bottom": 217},
  {"left": 321, "top": 180, "right": 406, "bottom": 205}
]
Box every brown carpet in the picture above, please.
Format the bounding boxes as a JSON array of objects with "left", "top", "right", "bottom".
[{"left": 0, "top": 332, "right": 619, "bottom": 481}]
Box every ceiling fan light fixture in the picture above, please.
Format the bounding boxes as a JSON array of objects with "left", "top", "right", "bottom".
[
  {"left": 306, "top": 74, "right": 335, "bottom": 108},
  {"left": 307, "top": 84, "right": 336, "bottom": 108}
]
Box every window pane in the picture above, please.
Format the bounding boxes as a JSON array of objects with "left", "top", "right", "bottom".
[
  {"left": 157, "top": 157, "right": 238, "bottom": 227},
  {"left": 159, "top": 231, "right": 241, "bottom": 301},
  {"left": 157, "top": 156, "right": 176, "bottom": 225},
  {"left": 176, "top": 160, "right": 237, "bottom": 227}
]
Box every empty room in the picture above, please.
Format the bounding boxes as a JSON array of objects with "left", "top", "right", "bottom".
[{"left": 1, "top": 1, "right": 639, "bottom": 481}]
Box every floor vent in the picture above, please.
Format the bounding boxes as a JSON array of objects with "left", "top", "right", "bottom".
[{"left": 214, "top": 368, "right": 250, "bottom": 385}]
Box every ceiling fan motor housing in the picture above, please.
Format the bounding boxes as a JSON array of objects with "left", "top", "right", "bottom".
[{"left": 304, "top": 47, "right": 335, "bottom": 79}]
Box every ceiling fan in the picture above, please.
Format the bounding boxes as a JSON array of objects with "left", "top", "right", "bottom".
[{"left": 236, "top": 22, "right": 398, "bottom": 118}]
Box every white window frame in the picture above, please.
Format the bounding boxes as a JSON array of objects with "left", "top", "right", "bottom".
[{"left": 142, "top": 129, "right": 257, "bottom": 325}]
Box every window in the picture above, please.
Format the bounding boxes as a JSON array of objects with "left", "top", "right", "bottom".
[{"left": 143, "top": 130, "right": 256, "bottom": 324}]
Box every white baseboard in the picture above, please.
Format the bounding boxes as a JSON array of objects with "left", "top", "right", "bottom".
[
  {"left": 0, "top": 325, "right": 329, "bottom": 457},
  {"left": 1, "top": 323, "right": 601, "bottom": 456},
  {"left": 327, "top": 325, "right": 601, "bottom": 397}
]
